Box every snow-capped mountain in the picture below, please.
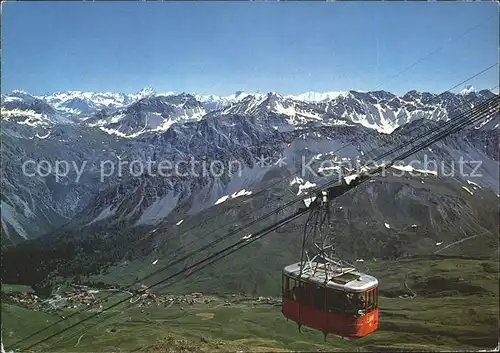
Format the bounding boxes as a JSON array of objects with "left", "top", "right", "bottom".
[
  {"left": 2, "top": 87, "right": 496, "bottom": 135},
  {"left": 38, "top": 87, "right": 159, "bottom": 116},
  {"left": 314, "top": 89, "right": 497, "bottom": 133},
  {"left": 221, "top": 92, "right": 340, "bottom": 131},
  {"left": 195, "top": 91, "right": 255, "bottom": 111},
  {"left": 1, "top": 91, "right": 74, "bottom": 133},
  {"left": 2, "top": 90, "right": 40, "bottom": 105},
  {"left": 460, "top": 85, "right": 476, "bottom": 95},
  {"left": 86, "top": 93, "right": 206, "bottom": 138},
  {"left": 42, "top": 91, "right": 131, "bottom": 116}
]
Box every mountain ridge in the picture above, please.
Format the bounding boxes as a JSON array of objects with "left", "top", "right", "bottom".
[
  {"left": 2, "top": 88, "right": 497, "bottom": 137},
  {"left": 1, "top": 87, "right": 498, "bottom": 246}
]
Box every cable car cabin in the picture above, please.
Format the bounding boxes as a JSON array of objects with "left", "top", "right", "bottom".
[{"left": 281, "top": 262, "right": 379, "bottom": 340}]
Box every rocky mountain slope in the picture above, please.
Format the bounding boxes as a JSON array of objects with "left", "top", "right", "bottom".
[
  {"left": 1, "top": 87, "right": 498, "bottom": 252},
  {"left": 2, "top": 162, "right": 498, "bottom": 291}
]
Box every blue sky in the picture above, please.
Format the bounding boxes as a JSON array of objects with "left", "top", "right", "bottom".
[{"left": 1, "top": 1, "right": 498, "bottom": 96}]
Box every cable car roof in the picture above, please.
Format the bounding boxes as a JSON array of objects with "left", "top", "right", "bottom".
[{"left": 283, "top": 262, "right": 378, "bottom": 292}]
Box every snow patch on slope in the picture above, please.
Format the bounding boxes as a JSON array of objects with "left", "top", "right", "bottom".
[
  {"left": 98, "top": 126, "right": 144, "bottom": 139},
  {"left": 466, "top": 180, "right": 482, "bottom": 189},
  {"left": 461, "top": 186, "right": 474, "bottom": 195},
  {"left": 390, "top": 164, "right": 438, "bottom": 176},
  {"left": 1, "top": 108, "right": 47, "bottom": 127},
  {"left": 214, "top": 189, "right": 252, "bottom": 205},
  {"left": 214, "top": 195, "right": 230, "bottom": 205}
]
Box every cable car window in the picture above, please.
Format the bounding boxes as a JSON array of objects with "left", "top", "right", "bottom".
[
  {"left": 366, "top": 289, "right": 375, "bottom": 312},
  {"left": 351, "top": 292, "right": 365, "bottom": 316},
  {"left": 298, "top": 281, "right": 311, "bottom": 306},
  {"left": 293, "top": 279, "right": 300, "bottom": 301},
  {"left": 314, "top": 286, "right": 326, "bottom": 310},
  {"left": 326, "top": 288, "right": 348, "bottom": 314},
  {"left": 290, "top": 279, "right": 295, "bottom": 300},
  {"left": 374, "top": 287, "right": 378, "bottom": 309},
  {"left": 285, "top": 277, "right": 300, "bottom": 301},
  {"left": 286, "top": 276, "right": 299, "bottom": 301}
]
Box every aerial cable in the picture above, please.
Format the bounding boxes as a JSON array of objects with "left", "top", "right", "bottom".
[
  {"left": 16, "top": 70, "right": 498, "bottom": 348},
  {"left": 21, "top": 92, "right": 498, "bottom": 349},
  {"left": 302, "top": 97, "right": 496, "bottom": 203},
  {"left": 8, "top": 142, "right": 355, "bottom": 349},
  {"left": 370, "top": 92, "right": 499, "bottom": 165},
  {"left": 393, "top": 100, "right": 497, "bottom": 164},
  {"left": 8, "top": 59, "right": 497, "bottom": 349},
  {"left": 12, "top": 74, "right": 498, "bottom": 350},
  {"left": 359, "top": 96, "right": 498, "bottom": 174},
  {"left": 298, "top": 96, "right": 498, "bottom": 274},
  {"left": 25, "top": 209, "right": 310, "bottom": 352},
  {"left": 13, "top": 168, "right": 335, "bottom": 350},
  {"left": 46, "top": 115, "right": 495, "bottom": 351},
  {"left": 116, "top": 88, "right": 496, "bottom": 288},
  {"left": 299, "top": 94, "right": 498, "bottom": 209}
]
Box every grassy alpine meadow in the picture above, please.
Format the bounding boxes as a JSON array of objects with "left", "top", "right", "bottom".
[{"left": 2, "top": 257, "right": 498, "bottom": 352}]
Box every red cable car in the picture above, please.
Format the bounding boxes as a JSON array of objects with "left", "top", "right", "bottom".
[
  {"left": 281, "top": 187, "right": 379, "bottom": 340},
  {"left": 281, "top": 261, "right": 379, "bottom": 340}
]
